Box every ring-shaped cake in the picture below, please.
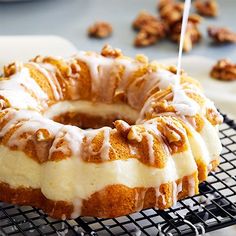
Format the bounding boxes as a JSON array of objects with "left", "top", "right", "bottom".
[{"left": 0, "top": 45, "right": 222, "bottom": 219}]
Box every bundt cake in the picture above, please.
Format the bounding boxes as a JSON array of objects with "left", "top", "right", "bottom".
[{"left": 0, "top": 45, "right": 222, "bottom": 219}]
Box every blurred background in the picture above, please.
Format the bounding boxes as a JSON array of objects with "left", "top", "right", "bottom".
[{"left": 0, "top": 0, "right": 235, "bottom": 60}]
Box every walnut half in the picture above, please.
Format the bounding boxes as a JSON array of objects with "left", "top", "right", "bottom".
[
  {"left": 88, "top": 21, "right": 113, "bottom": 39},
  {"left": 208, "top": 26, "right": 236, "bottom": 44},
  {"left": 194, "top": 0, "right": 218, "bottom": 17},
  {"left": 210, "top": 59, "right": 236, "bottom": 81},
  {"left": 133, "top": 11, "right": 167, "bottom": 47}
]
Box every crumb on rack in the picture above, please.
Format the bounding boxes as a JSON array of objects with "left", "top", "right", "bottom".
[
  {"left": 88, "top": 21, "right": 112, "bottom": 38},
  {"left": 194, "top": 0, "right": 218, "bottom": 17},
  {"left": 208, "top": 26, "right": 236, "bottom": 43},
  {"left": 210, "top": 59, "right": 236, "bottom": 81}
]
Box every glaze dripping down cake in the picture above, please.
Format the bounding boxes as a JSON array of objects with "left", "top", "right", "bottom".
[{"left": 0, "top": 45, "right": 222, "bottom": 219}]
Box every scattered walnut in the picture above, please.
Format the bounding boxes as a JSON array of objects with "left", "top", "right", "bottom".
[
  {"left": 169, "top": 15, "right": 202, "bottom": 52},
  {"left": 157, "top": 0, "right": 202, "bottom": 52},
  {"left": 195, "top": 0, "right": 218, "bottom": 17},
  {"left": 158, "top": 0, "right": 184, "bottom": 26},
  {"left": 134, "top": 29, "right": 158, "bottom": 47},
  {"left": 210, "top": 59, "right": 236, "bottom": 81},
  {"left": 132, "top": 11, "right": 167, "bottom": 47},
  {"left": 88, "top": 21, "right": 112, "bottom": 38},
  {"left": 208, "top": 26, "right": 236, "bottom": 43},
  {"left": 157, "top": 0, "right": 175, "bottom": 12},
  {"left": 133, "top": 11, "right": 159, "bottom": 31},
  {"left": 101, "top": 44, "right": 123, "bottom": 58}
]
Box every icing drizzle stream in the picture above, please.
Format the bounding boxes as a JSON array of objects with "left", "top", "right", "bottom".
[{"left": 176, "top": 0, "right": 191, "bottom": 82}]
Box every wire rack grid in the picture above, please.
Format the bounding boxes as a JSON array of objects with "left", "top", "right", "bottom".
[{"left": 0, "top": 114, "right": 236, "bottom": 236}]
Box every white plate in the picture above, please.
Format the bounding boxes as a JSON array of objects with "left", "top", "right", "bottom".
[
  {"left": 0, "top": 35, "right": 77, "bottom": 67},
  {"left": 0, "top": 36, "right": 235, "bottom": 119}
]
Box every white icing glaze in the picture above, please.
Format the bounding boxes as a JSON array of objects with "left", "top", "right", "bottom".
[
  {"left": 177, "top": 181, "right": 183, "bottom": 195},
  {"left": 128, "top": 144, "right": 137, "bottom": 156},
  {"left": 85, "top": 127, "right": 112, "bottom": 161},
  {"left": 71, "top": 198, "right": 82, "bottom": 219},
  {"left": 100, "top": 127, "right": 112, "bottom": 161},
  {"left": 200, "top": 118, "right": 222, "bottom": 162},
  {"left": 29, "top": 62, "right": 62, "bottom": 100},
  {"left": 49, "top": 125, "right": 84, "bottom": 158},
  {"left": 176, "top": 0, "right": 191, "bottom": 81},
  {"left": 155, "top": 186, "right": 167, "bottom": 208},
  {"left": 0, "top": 90, "right": 39, "bottom": 111},
  {"left": 142, "top": 122, "right": 164, "bottom": 164},
  {"left": 172, "top": 87, "right": 199, "bottom": 116},
  {"left": 188, "top": 175, "right": 196, "bottom": 197},
  {"left": 135, "top": 189, "right": 147, "bottom": 212},
  {"left": 145, "top": 132, "right": 155, "bottom": 164},
  {"left": 0, "top": 67, "right": 48, "bottom": 110},
  {"left": 172, "top": 181, "right": 178, "bottom": 206},
  {"left": 156, "top": 69, "right": 177, "bottom": 89},
  {"left": 75, "top": 52, "right": 113, "bottom": 96}
]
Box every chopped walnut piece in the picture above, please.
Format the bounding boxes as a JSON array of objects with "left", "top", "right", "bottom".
[
  {"left": 132, "top": 11, "right": 167, "bottom": 47},
  {"left": 0, "top": 97, "right": 9, "bottom": 110},
  {"left": 101, "top": 44, "right": 123, "bottom": 58},
  {"left": 169, "top": 15, "right": 202, "bottom": 52},
  {"left": 206, "top": 108, "right": 223, "bottom": 126},
  {"left": 162, "top": 126, "right": 181, "bottom": 143},
  {"left": 114, "top": 120, "right": 131, "bottom": 138},
  {"left": 127, "top": 126, "right": 143, "bottom": 143},
  {"left": 210, "top": 59, "right": 236, "bottom": 81},
  {"left": 194, "top": 0, "right": 218, "bottom": 17},
  {"left": 3, "top": 62, "right": 22, "bottom": 77},
  {"left": 88, "top": 21, "right": 112, "bottom": 38},
  {"left": 135, "top": 54, "right": 149, "bottom": 64},
  {"left": 36, "top": 129, "right": 53, "bottom": 142},
  {"left": 208, "top": 26, "right": 236, "bottom": 43}
]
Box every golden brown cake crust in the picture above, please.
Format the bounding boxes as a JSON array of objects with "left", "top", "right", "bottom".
[
  {"left": 0, "top": 172, "right": 199, "bottom": 219},
  {"left": 0, "top": 47, "right": 223, "bottom": 219}
]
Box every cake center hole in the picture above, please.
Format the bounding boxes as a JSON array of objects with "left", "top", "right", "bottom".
[{"left": 45, "top": 101, "right": 138, "bottom": 129}]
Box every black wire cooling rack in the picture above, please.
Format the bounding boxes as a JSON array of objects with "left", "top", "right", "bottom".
[{"left": 1, "top": 114, "right": 236, "bottom": 236}]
